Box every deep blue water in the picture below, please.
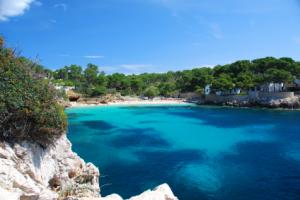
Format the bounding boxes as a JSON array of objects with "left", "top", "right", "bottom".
[{"left": 66, "top": 105, "right": 300, "bottom": 200}]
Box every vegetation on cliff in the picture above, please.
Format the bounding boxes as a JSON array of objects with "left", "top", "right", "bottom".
[{"left": 0, "top": 37, "right": 67, "bottom": 147}]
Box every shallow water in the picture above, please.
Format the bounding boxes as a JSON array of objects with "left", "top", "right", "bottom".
[{"left": 66, "top": 105, "right": 300, "bottom": 200}]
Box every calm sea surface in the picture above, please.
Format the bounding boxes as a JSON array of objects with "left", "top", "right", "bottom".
[{"left": 66, "top": 105, "right": 300, "bottom": 200}]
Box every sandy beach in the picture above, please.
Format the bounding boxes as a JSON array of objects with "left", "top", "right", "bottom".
[{"left": 69, "top": 98, "right": 191, "bottom": 108}]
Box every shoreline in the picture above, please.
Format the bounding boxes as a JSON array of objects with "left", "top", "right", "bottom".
[
  {"left": 66, "top": 100, "right": 300, "bottom": 111},
  {"left": 197, "top": 103, "right": 300, "bottom": 111},
  {"left": 65, "top": 96, "right": 300, "bottom": 111},
  {"left": 68, "top": 99, "right": 193, "bottom": 108}
]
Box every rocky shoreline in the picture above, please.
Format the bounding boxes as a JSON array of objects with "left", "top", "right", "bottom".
[
  {"left": 0, "top": 135, "right": 178, "bottom": 200},
  {"left": 200, "top": 95, "right": 300, "bottom": 109}
]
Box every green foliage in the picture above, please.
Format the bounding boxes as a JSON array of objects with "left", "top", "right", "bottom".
[
  {"left": 144, "top": 86, "right": 160, "bottom": 98},
  {"left": 235, "top": 72, "right": 254, "bottom": 90},
  {"left": 52, "top": 56, "right": 300, "bottom": 97},
  {"left": 212, "top": 73, "right": 235, "bottom": 91},
  {"left": 159, "top": 82, "right": 178, "bottom": 97},
  {"left": 0, "top": 37, "right": 66, "bottom": 147},
  {"left": 84, "top": 64, "right": 99, "bottom": 84},
  {"left": 91, "top": 85, "right": 107, "bottom": 97},
  {"left": 130, "top": 76, "right": 144, "bottom": 95},
  {"left": 265, "top": 68, "right": 293, "bottom": 83}
]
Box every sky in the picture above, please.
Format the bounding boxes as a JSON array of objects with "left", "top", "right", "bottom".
[{"left": 1, "top": 0, "right": 300, "bottom": 74}]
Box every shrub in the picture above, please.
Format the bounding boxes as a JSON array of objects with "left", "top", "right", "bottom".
[
  {"left": 144, "top": 86, "right": 160, "bottom": 98},
  {"left": 0, "top": 37, "right": 67, "bottom": 147}
]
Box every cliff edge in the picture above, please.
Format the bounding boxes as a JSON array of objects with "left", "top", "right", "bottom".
[{"left": 0, "top": 135, "right": 178, "bottom": 200}]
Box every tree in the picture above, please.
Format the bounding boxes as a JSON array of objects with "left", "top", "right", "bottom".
[
  {"left": 130, "top": 76, "right": 144, "bottom": 95},
  {"left": 265, "top": 68, "right": 293, "bottom": 83},
  {"left": 54, "top": 66, "right": 69, "bottom": 80},
  {"left": 235, "top": 72, "right": 254, "bottom": 90},
  {"left": 51, "top": 55, "right": 300, "bottom": 97},
  {"left": 84, "top": 64, "right": 99, "bottom": 84},
  {"left": 176, "top": 70, "right": 193, "bottom": 92},
  {"left": 212, "top": 73, "right": 235, "bottom": 92},
  {"left": 144, "top": 86, "right": 160, "bottom": 98},
  {"left": 252, "top": 57, "right": 277, "bottom": 73},
  {"left": 97, "top": 71, "right": 107, "bottom": 87},
  {"left": 228, "top": 60, "right": 251, "bottom": 76},
  {"left": 69, "top": 65, "right": 83, "bottom": 83},
  {"left": 190, "top": 68, "right": 213, "bottom": 90},
  {"left": 159, "top": 82, "right": 177, "bottom": 97},
  {"left": 91, "top": 85, "right": 107, "bottom": 97}
]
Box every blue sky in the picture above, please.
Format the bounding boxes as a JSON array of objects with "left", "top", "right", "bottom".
[{"left": 1, "top": 0, "right": 300, "bottom": 74}]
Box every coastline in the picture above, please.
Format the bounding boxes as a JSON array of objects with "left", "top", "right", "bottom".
[
  {"left": 197, "top": 103, "right": 300, "bottom": 111},
  {"left": 66, "top": 98, "right": 300, "bottom": 111},
  {"left": 68, "top": 98, "right": 192, "bottom": 108}
]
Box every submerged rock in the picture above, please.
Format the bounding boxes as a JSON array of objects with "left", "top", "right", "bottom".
[{"left": 0, "top": 135, "right": 178, "bottom": 200}]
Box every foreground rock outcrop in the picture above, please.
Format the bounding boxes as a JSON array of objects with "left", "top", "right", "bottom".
[
  {"left": 0, "top": 135, "right": 99, "bottom": 200},
  {"left": 0, "top": 135, "right": 178, "bottom": 200},
  {"left": 101, "top": 184, "right": 178, "bottom": 200}
]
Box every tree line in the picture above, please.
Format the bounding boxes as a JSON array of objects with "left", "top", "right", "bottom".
[{"left": 51, "top": 57, "right": 300, "bottom": 97}]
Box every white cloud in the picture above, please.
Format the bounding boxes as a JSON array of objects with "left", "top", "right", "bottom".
[
  {"left": 53, "top": 3, "right": 67, "bottom": 11},
  {"left": 0, "top": 0, "right": 36, "bottom": 21},
  {"left": 84, "top": 55, "right": 104, "bottom": 59}
]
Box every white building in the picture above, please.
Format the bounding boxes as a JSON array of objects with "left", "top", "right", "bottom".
[
  {"left": 205, "top": 84, "right": 241, "bottom": 96},
  {"left": 231, "top": 88, "right": 241, "bottom": 95},
  {"left": 205, "top": 85, "right": 211, "bottom": 95},
  {"left": 54, "top": 85, "right": 75, "bottom": 93},
  {"left": 260, "top": 83, "right": 284, "bottom": 93}
]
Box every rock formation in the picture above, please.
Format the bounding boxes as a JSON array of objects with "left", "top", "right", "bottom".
[{"left": 0, "top": 135, "right": 178, "bottom": 200}]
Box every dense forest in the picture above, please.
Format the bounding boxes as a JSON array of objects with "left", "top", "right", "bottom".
[{"left": 51, "top": 57, "right": 300, "bottom": 97}]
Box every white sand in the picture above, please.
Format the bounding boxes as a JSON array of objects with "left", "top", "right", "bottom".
[{"left": 69, "top": 99, "right": 191, "bottom": 108}]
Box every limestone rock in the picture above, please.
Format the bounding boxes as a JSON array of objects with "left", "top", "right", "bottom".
[
  {"left": 0, "top": 135, "right": 99, "bottom": 200},
  {"left": 0, "top": 135, "right": 178, "bottom": 200},
  {"left": 101, "top": 194, "right": 123, "bottom": 200},
  {"left": 129, "top": 184, "right": 178, "bottom": 200}
]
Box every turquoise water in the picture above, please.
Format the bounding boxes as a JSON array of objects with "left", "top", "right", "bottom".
[{"left": 66, "top": 105, "right": 300, "bottom": 200}]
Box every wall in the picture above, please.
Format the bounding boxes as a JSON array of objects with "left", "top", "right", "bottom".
[
  {"left": 205, "top": 94, "right": 248, "bottom": 103},
  {"left": 257, "top": 92, "right": 294, "bottom": 99},
  {"left": 205, "top": 92, "right": 295, "bottom": 103},
  {"left": 179, "top": 92, "right": 201, "bottom": 99}
]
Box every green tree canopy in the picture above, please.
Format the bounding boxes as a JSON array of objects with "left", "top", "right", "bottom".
[
  {"left": 144, "top": 86, "right": 160, "bottom": 98},
  {"left": 84, "top": 64, "right": 99, "bottom": 84},
  {"left": 51, "top": 56, "right": 300, "bottom": 97},
  {"left": 212, "top": 74, "right": 235, "bottom": 92},
  {"left": 265, "top": 68, "right": 294, "bottom": 83}
]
